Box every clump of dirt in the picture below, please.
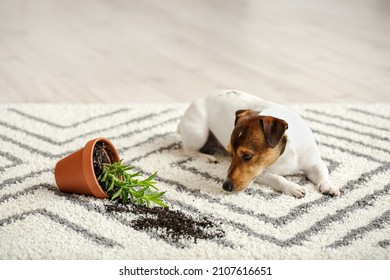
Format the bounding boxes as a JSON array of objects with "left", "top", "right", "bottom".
[{"left": 105, "top": 203, "right": 225, "bottom": 245}]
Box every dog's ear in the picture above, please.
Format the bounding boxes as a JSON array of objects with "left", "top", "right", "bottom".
[
  {"left": 260, "top": 116, "right": 288, "bottom": 148},
  {"left": 234, "top": 110, "right": 247, "bottom": 126},
  {"left": 235, "top": 109, "right": 259, "bottom": 126}
]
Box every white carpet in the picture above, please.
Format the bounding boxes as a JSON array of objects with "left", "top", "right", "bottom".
[{"left": 0, "top": 103, "right": 389, "bottom": 260}]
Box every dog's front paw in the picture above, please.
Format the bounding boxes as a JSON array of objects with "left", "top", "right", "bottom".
[
  {"left": 318, "top": 181, "right": 340, "bottom": 197},
  {"left": 282, "top": 184, "right": 306, "bottom": 198},
  {"left": 290, "top": 185, "right": 306, "bottom": 198}
]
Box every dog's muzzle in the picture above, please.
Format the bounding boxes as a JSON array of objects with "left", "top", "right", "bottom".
[{"left": 222, "top": 180, "right": 233, "bottom": 192}]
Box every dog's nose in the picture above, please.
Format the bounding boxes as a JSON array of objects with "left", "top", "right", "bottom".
[{"left": 222, "top": 180, "right": 234, "bottom": 192}]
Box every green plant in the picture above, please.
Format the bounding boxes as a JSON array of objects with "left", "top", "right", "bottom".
[{"left": 98, "top": 160, "right": 168, "bottom": 208}]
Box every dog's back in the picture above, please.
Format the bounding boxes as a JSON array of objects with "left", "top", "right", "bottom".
[{"left": 179, "top": 90, "right": 270, "bottom": 150}]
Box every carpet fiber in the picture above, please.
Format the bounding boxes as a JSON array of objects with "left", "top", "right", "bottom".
[{"left": 0, "top": 103, "right": 389, "bottom": 259}]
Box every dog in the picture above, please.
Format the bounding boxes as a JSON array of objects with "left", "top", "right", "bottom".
[{"left": 178, "top": 90, "right": 340, "bottom": 198}]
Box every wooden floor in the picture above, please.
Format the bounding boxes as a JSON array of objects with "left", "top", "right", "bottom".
[{"left": 0, "top": 0, "right": 389, "bottom": 104}]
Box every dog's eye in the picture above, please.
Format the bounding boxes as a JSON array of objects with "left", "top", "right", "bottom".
[{"left": 242, "top": 154, "right": 252, "bottom": 161}]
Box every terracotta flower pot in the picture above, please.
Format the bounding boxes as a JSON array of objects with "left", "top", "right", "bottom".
[{"left": 54, "top": 137, "right": 120, "bottom": 198}]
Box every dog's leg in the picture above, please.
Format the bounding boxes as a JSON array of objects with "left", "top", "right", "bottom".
[
  {"left": 306, "top": 161, "right": 340, "bottom": 197},
  {"left": 178, "top": 105, "right": 218, "bottom": 163},
  {"left": 257, "top": 171, "right": 306, "bottom": 198}
]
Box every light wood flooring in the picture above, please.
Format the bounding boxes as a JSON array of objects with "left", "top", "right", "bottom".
[{"left": 0, "top": 0, "right": 389, "bottom": 104}]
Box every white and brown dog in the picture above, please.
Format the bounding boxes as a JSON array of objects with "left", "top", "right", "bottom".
[{"left": 178, "top": 90, "right": 340, "bottom": 197}]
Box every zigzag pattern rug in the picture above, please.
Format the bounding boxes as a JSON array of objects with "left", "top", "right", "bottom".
[{"left": 0, "top": 103, "right": 389, "bottom": 259}]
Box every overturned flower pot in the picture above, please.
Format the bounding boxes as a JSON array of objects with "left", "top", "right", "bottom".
[
  {"left": 54, "top": 137, "right": 168, "bottom": 207},
  {"left": 54, "top": 137, "right": 120, "bottom": 199}
]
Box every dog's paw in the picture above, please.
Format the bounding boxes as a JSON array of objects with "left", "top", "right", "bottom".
[
  {"left": 208, "top": 158, "right": 218, "bottom": 164},
  {"left": 290, "top": 185, "right": 306, "bottom": 198},
  {"left": 196, "top": 153, "right": 218, "bottom": 164},
  {"left": 184, "top": 151, "right": 218, "bottom": 164},
  {"left": 282, "top": 184, "right": 306, "bottom": 198},
  {"left": 318, "top": 181, "right": 340, "bottom": 197}
]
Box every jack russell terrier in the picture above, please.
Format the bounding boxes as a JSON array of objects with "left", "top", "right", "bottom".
[{"left": 178, "top": 90, "right": 340, "bottom": 198}]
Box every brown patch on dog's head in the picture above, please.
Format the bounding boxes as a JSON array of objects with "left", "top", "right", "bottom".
[{"left": 223, "top": 109, "right": 288, "bottom": 192}]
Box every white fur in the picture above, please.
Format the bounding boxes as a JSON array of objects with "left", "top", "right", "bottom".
[{"left": 178, "top": 90, "right": 340, "bottom": 197}]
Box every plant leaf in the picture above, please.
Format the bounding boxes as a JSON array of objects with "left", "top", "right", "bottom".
[
  {"left": 97, "top": 161, "right": 167, "bottom": 207},
  {"left": 111, "top": 188, "right": 122, "bottom": 200}
]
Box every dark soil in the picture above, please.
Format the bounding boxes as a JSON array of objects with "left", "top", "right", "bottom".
[
  {"left": 105, "top": 203, "right": 225, "bottom": 245},
  {"left": 93, "top": 141, "right": 111, "bottom": 179},
  {"left": 92, "top": 141, "right": 116, "bottom": 193}
]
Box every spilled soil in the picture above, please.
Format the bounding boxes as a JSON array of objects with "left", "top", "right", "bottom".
[{"left": 105, "top": 203, "right": 225, "bottom": 245}]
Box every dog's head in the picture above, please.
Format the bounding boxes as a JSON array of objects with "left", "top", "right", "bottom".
[{"left": 223, "top": 109, "right": 288, "bottom": 192}]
